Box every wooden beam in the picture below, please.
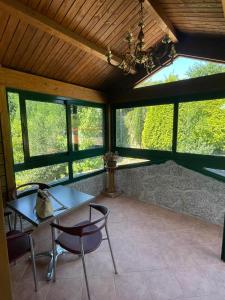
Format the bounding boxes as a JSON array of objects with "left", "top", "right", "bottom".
[
  {"left": 0, "top": 86, "right": 15, "bottom": 194},
  {"left": 0, "top": 67, "right": 107, "bottom": 103},
  {"left": 144, "top": 0, "right": 177, "bottom": 42},
  {"left": 110, "top": 72, "right": 225, "bottom": 104},
  {"left": 0, "top": 0, "right": 122, "bottom": 67},
  {"left": 0, "top": 182, "right": 13, "bottom": 300},
  {"left": 222, "top": 0, "right": 225, "bottom": 18}
]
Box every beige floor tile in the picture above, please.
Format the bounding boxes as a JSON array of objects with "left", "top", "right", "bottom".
[
  {"left": 146, "top": 268, "right": 183, "bottom": 300},
  {"left": 9, "top": 195, "right": 225, "bottom": 300},
  {"left": 82, "top": 275, "right": 117, "bottom": 300},
  {"left": 12, "top": 280, "right": 50, "bottom": 300},
  {"left": 115, "top": 271, "right": 152, "bottom": 300},
  {"left": 46, "top": 278, "right": 83, "bottom": 300}
]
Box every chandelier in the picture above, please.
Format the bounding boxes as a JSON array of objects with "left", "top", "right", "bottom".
[{"left": 106, "top": 0, "right": 176, "bottom": 75}]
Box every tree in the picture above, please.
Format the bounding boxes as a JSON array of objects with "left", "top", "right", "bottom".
[
  {"left": 124, "top": 107, "right": 146, "bottom": 148},
  {"left": 186, "top": 62, "right": 225, "bottom": 79},
  {"left": 142, "top": 104, "right": 173, "bottom": 150}
]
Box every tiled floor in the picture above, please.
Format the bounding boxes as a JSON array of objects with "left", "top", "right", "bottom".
[{"left": 10, "top": 195, "right": 225, "bottom": 300}]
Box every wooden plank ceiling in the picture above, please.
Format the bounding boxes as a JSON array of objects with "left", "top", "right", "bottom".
[
  {"left": 158, "top": 0, "right": 225, "bottom": 35},
  {"left": 0, "top": 0, "right": 224, "bottom": 91}
]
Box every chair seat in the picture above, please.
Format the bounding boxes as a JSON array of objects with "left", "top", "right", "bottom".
[
  {"left": 6, "top": 230, "right": 21, "bottom": 237},
  {"left": 7, "top": 232, "right": 31, "bottom": 263},
  {"left": 56, "top": 220, "right": 102, "bottom": 254}
]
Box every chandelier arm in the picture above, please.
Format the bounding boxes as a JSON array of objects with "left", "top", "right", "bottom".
[{"left": 105, "top": 0, "right": 176, "bottom": 75}]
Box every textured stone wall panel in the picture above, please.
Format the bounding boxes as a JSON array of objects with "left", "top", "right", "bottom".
[
  {"left": 68, "top": 173, "right": 106, "bottom": 196},
  {"left": 116, "top": 161, "right": 225, "bottom": 225}
]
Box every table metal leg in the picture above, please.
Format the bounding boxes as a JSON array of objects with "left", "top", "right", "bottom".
[{"left": 34, "top": 245, "right": 68, "bottom": 281}]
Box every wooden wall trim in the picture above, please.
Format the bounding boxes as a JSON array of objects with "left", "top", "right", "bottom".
[
  {"left": 0, "top": 67, "right": 108, "bottom": 103},
  {"left": 0, "top": 87, "right": 15, "bottom": 193},
  {"left": 0, "top": 182, "right": 12, "bottom": 300},
  {"left": 110, "top": 72, "right": 225, "bottom": 104}
]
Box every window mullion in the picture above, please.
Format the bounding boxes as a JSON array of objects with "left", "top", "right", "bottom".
[
  {"left": 66, "top": 103, "right": 73, "bottom": 180},
  {"left": 172, "top": 103, "right": 179, "bottom": 155},
  {"left": 19, "top": 96, "right": 30, "bottom": 162}
]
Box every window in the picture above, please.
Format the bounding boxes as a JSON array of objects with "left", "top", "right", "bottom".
[
  {"left": 7, "top": 90, "right": 105, "bottom": 187},
  {"left": 8, "top": 92, "right": 24, "bottom": 164},
  {"left": 26, "top": 100, "right": 67, "bottom": 156},
  {"left": 16, "top": 163, "right": 69, "bottom": 186},
  {"left": 73, "top": 156, "right": 104, "bottom": 177},
  {"left": 116, "top": 104, "right": 173, "bottom": 151},
  {"left": 177, "top": 99, "right": 225, "bottom": 155},
  {"left": 71, "top": 105, "right": 103, "bottom": 151},
  {"left": 136, "top": 57, "right": 225, "bottom": 88}
]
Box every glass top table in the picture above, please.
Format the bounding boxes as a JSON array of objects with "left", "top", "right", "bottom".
[
  {"left": 7, "top": 184, "right": 95, "bottom": 280},
  {"left": 7, "top": 185, "right": 95, "bottom": 227}
]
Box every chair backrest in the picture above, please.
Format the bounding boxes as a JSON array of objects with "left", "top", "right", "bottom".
[
  {"left": 11, "top": 182, "right": 51, "bottom": 200},
  {"left": 51, "top": 203, "right": 109, "bottom": 237}
]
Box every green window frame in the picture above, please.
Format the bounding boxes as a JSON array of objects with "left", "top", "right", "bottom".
[
  {"left": 112, "top": 94, "right": 225, "bottom": 182},
  {"left": 7, "top": 89, "right": 107, "bottom": 187}
]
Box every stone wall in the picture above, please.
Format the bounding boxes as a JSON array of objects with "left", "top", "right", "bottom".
[
  {"left": 68, "top": 173, "right": 106, "bottom": 197},
  {"left": 116, "top": 161, "right": 225, "bottom": 225}
]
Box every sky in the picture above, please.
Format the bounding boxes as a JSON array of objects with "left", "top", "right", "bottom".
[
  {"left": 144, "top": 57, "right": 203, "bottom": 83},
  {"left": 136, "top": 56, "right": 225, "bottom": 88}
]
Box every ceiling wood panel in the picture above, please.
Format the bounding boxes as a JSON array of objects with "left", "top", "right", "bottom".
[
  {"left": 159, "top": 0, "right": 225, "bottom": 35},
  {"left": 0, "top": 0, "right": 224, "bottom": 91}
]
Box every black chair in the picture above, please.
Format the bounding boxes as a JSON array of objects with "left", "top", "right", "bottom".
[
  {"left": 51, "top": 203, "right": 118, "bottom": 300},
  {"left": 10, "top": 182, "right": 50, "bottom": 231},
  {"left": 6, "top": 227, "right": 37, "bottom": 291}
]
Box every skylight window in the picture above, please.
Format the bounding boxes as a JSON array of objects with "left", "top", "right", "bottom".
[{"left": 135, "top": 56, "right": 225, "bottom": 88}]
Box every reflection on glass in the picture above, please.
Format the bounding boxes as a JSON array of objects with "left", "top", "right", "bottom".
[
  {"left": 73, "top": 156, "right": 103, "bottom": 177},
  {"left": 116, "top": 104, "right": 173, "bottom": 151},
  {"left": 205, "top": 168, "right": 225, "bottom": 177},
  {"left": 71, "top": 106, "right": 103, "bottom": 151},
  {"left": 26, "top": 100, "right": 67, "bottom": 156},
  {"left": 15, "top": 163, "right": 69, "bottom": 186},
  {"left": 8, "top": 92, "right": 24, "bottom": 163},
  {"left": 117, "top": 157, "right": 150, "bottom": 166},
  {"left": 177, "top": 99, "right": 225, "bottom": 155}
]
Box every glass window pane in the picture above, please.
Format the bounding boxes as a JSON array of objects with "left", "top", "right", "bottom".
[
  {"left": 15, "top": 163, "right": 69, "bottom": 186},
  {"left": 8, "top": 92, "right": 24, "bottom": 163},
  {"left": 26, "top": 100, "right": 67, "bottom": 156},
  {"left": 116, "top": 104, "right": 173, "bottom": 151},
  {"left": 73, "top": 156, "right": 104, "bottom": 177},
  {"left": 177, "top": 99, "right": 225, "bottom": 155},
  {"left": 71, "top": 106, "right": 103, "bottom": 151}
]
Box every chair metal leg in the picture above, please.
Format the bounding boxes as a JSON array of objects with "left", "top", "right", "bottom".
[
  {"left": 89, "top": 205, "right": 92, "bottom": 222},
  {"left": 29, "top": 235, "right": 38, "bottom": 292},
  {"left": 19, "top": 215, "right": 23, "bottom": 231},
  {"left": 7, "top": 214, "right": 12, "bottom": 232},
  {"left": 14, "top": 213, "right": 17, "bottom": 230},
  {"left": 81, "top": 240, "right": 91, "bottom": 300},
  {"left": 51, "top": 227, "right": 56, "bottom": 282},
  {"left": 105, "top": 225, "right": 118, "bottom": 274}
]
